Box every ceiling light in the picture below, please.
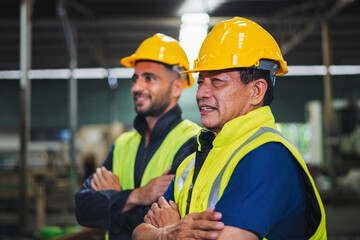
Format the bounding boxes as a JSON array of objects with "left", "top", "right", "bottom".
[{"left": 179, "top": 13, "right": 210, "bottom": 69}]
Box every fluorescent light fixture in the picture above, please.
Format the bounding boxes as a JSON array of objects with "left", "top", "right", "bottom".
[
  {"left": 329, "top": 65, "right": 360, "bottom": 75},
  {"left": 179, "top": 13, "right": 209, "bottom": 69},
  {"left": 178, "top": 0, "right": 224, "bottom": 15},
  {"left": 0, "top": 70, "right": 20, "bottom": 79},
  {"left": 28, "top": 69, "right": 71, "bottom": 79},
  {"left": 73, "top": 68, "right": 108, "bottom": 79},
  {"left": 0, "top": 65, "right": 359, "bottom": 80},
  {"left": 286, "top": 65, "right": 360, "bottom": 76},
  {"left": 108, "top": 68, "right": 134, "bottom": 79},
  {"left": 287, "top": 66, "right": 327, "bottom": 76},
  {"left": 181, "top": 13, "right": 210, "bottom": 24},
  {"left": 0, "top": 68, "right": 133, "bottom": 80}
]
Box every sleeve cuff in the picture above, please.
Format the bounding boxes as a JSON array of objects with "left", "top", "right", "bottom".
[
  {"left": 220, "top": 213, "right": 265, "bottom": 238},
  {"left": 98, "top": 189, "right": 133, "bottom": 234}
]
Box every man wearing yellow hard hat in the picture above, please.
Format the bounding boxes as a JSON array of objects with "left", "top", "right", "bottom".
[
  {"left": 75, "top": 33, "right": 200, "bottom": 240},
  {"left": 133, "top": 17, "right": 327, "bottom": 240}
]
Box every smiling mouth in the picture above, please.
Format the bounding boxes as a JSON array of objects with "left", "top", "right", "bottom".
[
  {"left": 199, "top": 106, "right": 216, "bottom": 114},
  {"left": 200, "top": 106, "right": 215, "bottom": 110},
  {"left": 135, "top": 97, "right": 147, "bottom": 101},
  {"left": 134, "top": 93, "right": 150, "bottom": 103}
]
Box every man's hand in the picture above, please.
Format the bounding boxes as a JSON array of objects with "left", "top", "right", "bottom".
[
  {"left": 133, "top": 208, "right": 224, "bottom": 240},
  {"left": 91, "top": 166, "right": 122, "bottom": 191},
  {"left": 144, "top": 196, "right": 180, "bottom": 228},
  {"left": 122, "top": 169, "right": 174, "bottom": 213},
  {"left": 128, "top": 169, "right": 174, "bottom": 206},
  {"left": 162, "top": 208, "right": 224, "bottom": 239}
]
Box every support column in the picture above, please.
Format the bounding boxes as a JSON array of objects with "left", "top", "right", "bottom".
[
  {"left": 69, "top": 52, "right": 78, "bottom": 194},
  {"left": 58, "top": 0, "right": 78, "bottom": 194},
  {"left": 19, "top": 0, "right": 32, "bottom": 236},
  {"left": 321, "top": 19, "right": 335, "bottom": 186}
]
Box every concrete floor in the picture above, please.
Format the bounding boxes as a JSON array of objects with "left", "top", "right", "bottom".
[
  {"left": 42, "top": 202, "right": 360, "bottom": 239},
  {"left": 1, "top": 193, "right": 360, "bottom": 239},
  {"left": 325, "top": 203, "right": 360, "bottom": 239}
]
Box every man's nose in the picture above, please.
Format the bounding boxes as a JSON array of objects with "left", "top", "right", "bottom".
[
  {"left": 196, "top": 81, "right": 212, "bottom": 99},
  {"left": 132, "top": 78, "right": 146, "bottom": 92}
]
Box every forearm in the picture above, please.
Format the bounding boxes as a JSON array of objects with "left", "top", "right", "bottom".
[
  {"left": 122, "top": 187, "right": 149, "bottom": 213},
  {"left": 217, "top": 226, "right": 260, "bottom": 240},
  {"left": 121, "top": 188, "right": 140, "bottom": 213},
  {"left": 120, "top": 205, "right": 150, "bottom": 233},
  {"left": 75, "top": 185, "right": 132, "bottom": 231},
  {"left": 75, "top": 145, "right": 136, "bottom": 231},
  {"left": 124, "top": 173, "right": 174, "bottom": 213},
  {"left": 75, "top": 188, "right": 111, "bottom": 229},
  {"left": 132, "top": 223, "right": 163, "bottom": 240}
]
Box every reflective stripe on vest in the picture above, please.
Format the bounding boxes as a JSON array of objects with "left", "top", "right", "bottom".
[
  {"left": 175, "top": 126, "right": 327, "bottom": 239},
  {"left": 177, "top": 155, "right": 196, "bottom": 194},
  {"left": 207, "top": 127, "right": 283, "bottom": 208},
  {"left": 176, "top": 127, "right": 283, "bottom": 208}
]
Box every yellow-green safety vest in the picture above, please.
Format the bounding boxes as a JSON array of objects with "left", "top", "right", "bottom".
[
  {"left": 174, "top": 106, "right": 327, "bottom": 240},
  {"left": 113, "top": 119, "right": 200, "bottom": 190}
]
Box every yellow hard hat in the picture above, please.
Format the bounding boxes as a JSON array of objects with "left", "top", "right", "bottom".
[
  {"left": 121, "top": 33, "right": 194, "bottom": 88},
  {"left": 185, "top": 17, "right": 288, "bottom": 77}
]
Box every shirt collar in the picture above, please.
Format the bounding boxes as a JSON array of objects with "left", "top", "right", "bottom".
[
  {"left": 212, "top": 106, "right": 276, "bottom": 148},
  {"left": 198, "top": 128, "right": 215, "bottom": 152},
  {"left": 133, "top": 105, "right": 183, "bottom": 140}
]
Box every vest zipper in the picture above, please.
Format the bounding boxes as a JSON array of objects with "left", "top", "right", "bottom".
[
  {"left": 138, "top": 141, "right": 149, "bottom": 186},
  {"left": 185, "top": 182, "right": 193, "bottom": 214}
]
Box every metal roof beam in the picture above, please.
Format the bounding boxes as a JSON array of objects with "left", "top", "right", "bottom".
[{"left": 280, "top": 0, "right": 354, "bottom": 56}]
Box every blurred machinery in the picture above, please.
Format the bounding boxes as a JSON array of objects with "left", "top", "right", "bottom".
[
  {"left": 306, "top": 98, "right": 360, "bottom": 202},
  {"left": 0, "top": 131, "right": 73, "bottom": 237},
  {"left": 0, "top": 121, "right": 124, "bottom": 238},
  {"left": 77, "top": 121, "right": 124, "bottom": 180},
  {"left": 332, "top": 98, "right": 360, "bottom": 200}
]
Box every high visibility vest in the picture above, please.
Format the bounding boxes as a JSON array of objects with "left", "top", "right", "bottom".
[
  {"left": 174, "top": 107, "right": 327, "bottom": 240},
  {"left": 113, "top": 119, "right": 200, "bottom": 190}
]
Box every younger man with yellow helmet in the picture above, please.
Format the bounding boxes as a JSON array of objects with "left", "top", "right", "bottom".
[
  {"left": 133, "top": 18, "right": 327, "bottom": 240},
  {"left": 75, "top": 33, "right": 200, "bottom": 240}
]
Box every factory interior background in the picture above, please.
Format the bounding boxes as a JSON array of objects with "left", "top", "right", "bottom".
[{"left": 1, "top": 0, "right": 360, "bottom": 239}]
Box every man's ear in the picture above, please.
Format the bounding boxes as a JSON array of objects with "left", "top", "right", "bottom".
[
  {"left": 172, "top": 78, "right": 185, "bottom": 98},
  {"left": 250, "top": 78, "right": 267, "bottom": 106}
]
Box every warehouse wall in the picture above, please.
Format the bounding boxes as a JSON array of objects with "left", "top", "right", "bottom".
[
  {"left": 273, "top": 74, "right": 360, "bottom": 122},
  {"left": 1, "top": 74, "right": 360, "bottom": 135},
  {"left": 0, "top": 78, "right": 135, "bottom": 132}
]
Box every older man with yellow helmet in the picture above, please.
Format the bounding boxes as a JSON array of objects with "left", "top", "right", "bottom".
[
  {"left": 75, "top": 33, "right": 200, "bottom": 240},
  {"left": 133, "top": 17, "right": 327, "bottom": 240}
]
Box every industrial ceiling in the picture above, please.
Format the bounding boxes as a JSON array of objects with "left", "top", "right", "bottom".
[{"left": 1, "top": 0, "right": 360, "bottom": 71}]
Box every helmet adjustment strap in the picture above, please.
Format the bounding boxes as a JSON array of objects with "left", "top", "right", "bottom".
[
  {"left": 250, "top": 59, "right": 279, "bottom": 86},
  {"left": 172, "top": 65, "right": 189, "bottom": 85}
]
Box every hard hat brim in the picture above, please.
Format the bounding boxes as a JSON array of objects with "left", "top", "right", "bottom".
[
  {"left": 120, "top": 55, "right": 139, "bottom": 68},
  {"left": 182, "top": 61, "right": 288, "bottom": 76},
  {"left": 121, "top": 56, "right": 195, "bottom": 88}
]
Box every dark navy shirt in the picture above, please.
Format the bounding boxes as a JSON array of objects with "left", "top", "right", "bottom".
[
  {"left": 164, "top": 142, "right": 307, "bottom": 239},
  {"left": 75, "top": 105, "right": 198, "bottom": 240}
]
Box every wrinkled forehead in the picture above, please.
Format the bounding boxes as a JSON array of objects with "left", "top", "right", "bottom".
[{"left": 198, "top": 69, "right": 241, "bottom": 79}]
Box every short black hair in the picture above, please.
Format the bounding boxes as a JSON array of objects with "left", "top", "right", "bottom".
[{"left": 238, "top": 68, "right": 274, "bottom": 106}]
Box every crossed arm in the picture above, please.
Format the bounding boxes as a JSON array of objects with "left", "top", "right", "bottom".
[
  {"left": 91, "top": 166, "right": 174, "bottom": 213},
  {"left": 132, "top": 197, "right": 260, "bottom": 240}
]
